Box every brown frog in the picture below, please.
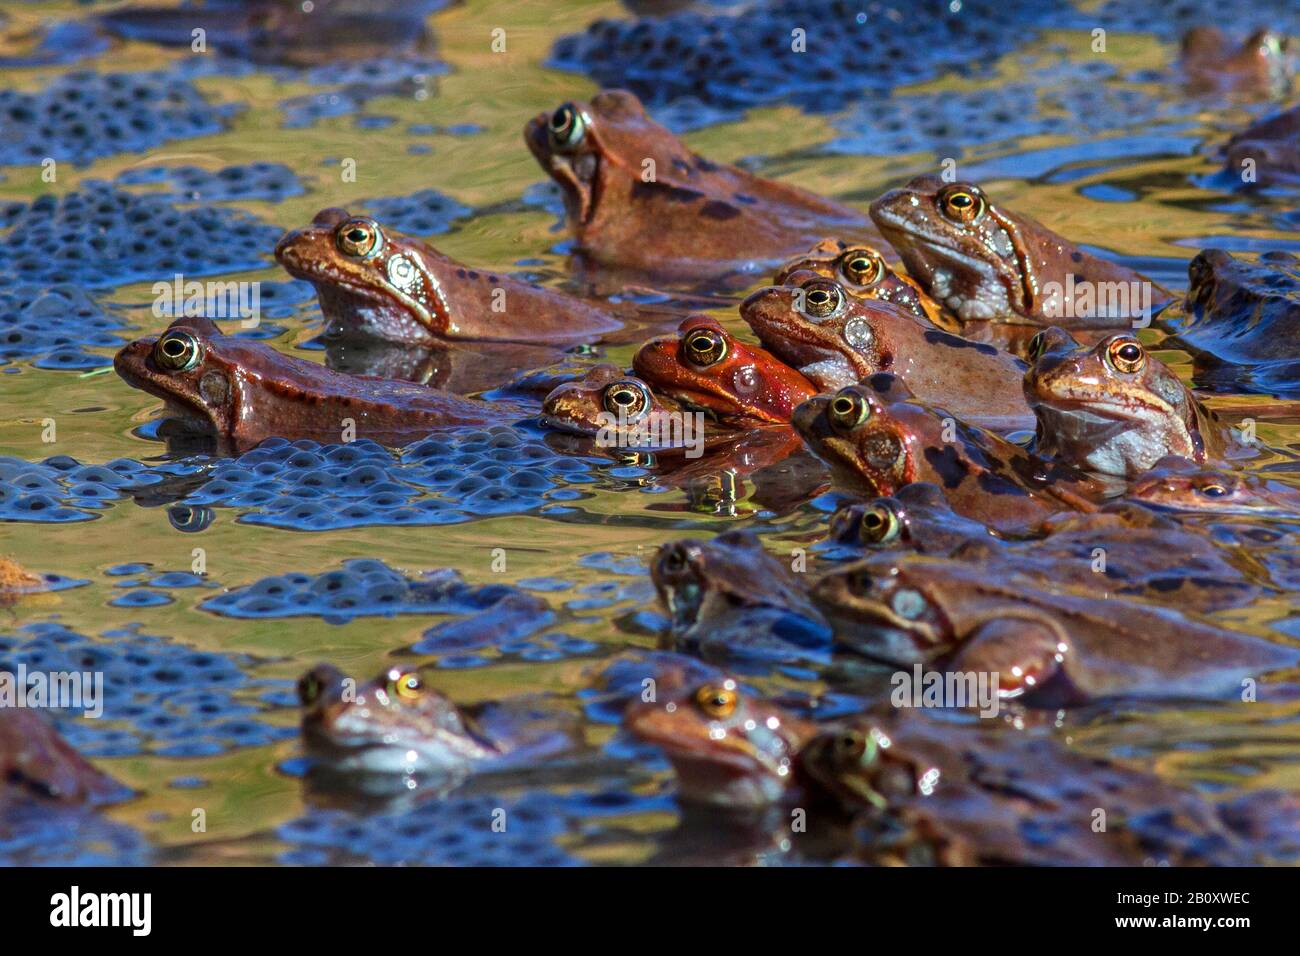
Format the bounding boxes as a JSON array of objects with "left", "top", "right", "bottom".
[
  {"left": 632, "top": 315, "right": 818, "bottom": 424},
  {"left": 743, "top": 274, "right": 1034, "bottom": 433},
  {"left": 298, "top": 663, "right": 577, "bottom": 784},
  {"left": 1024, "top": 327, "right": 1235, "bottom": 478},
  {"left": 870, "top": 175, "right": 1169, "bottom": 327},
  {"left": 792, "top": 374, "right": 1104, "bottom": 532},
  {"left": 830, "top": 487, "right": 1262, "bottom": 612},
  {"left": 114, "top": 317, "right": 528, "bottom": 453},
  {"left": 276, "top": 207, "right": 624, "bottom": 346},
  {"left": 651, "top": 530, "right": 831, "bottom": 668},
  {"left": 1180, "top": 26, "right": 1294, "bottom": 97},
  {"left": 623, "top": 672, "right": 816, "bottom": 809},
  {"left": 539, "top": 363, "right": 698, "bottom": 450},
  {"left": 810, "top": 553, "right": 1297, "bottom": 703},
  {"left": 774, "top": 238, "right": 951, "bottom": 328},
  {"left": 1222, "top": 103, "right": 1300, "bottom": 186},
  {"left": 0, "top": 707, "right": 125, "bottom": 809},
  {"left": 525, "top": 89, "right": 881, "bottom": 287},
  {"left": 1128, "top": 455, "right": 1300, "bottom": 515},
  {"left": 796, "top": 714, "right": 1295, "bottom": 866}
]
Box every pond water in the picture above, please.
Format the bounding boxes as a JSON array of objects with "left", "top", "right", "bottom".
[{"left": 1, "top": 0, "right": 1298, "bottom": 865}]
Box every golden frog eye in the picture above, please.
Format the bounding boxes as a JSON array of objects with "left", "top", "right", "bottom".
[
  {"left": 1198, "top": 481, "right": 1229, "bottom": 498},
  {"left": 938, "top": 186, "right": 985, "bottom": 225},
  {"left": 389, "top": 671, "right": 424, "bottom": 701},
  {"left": 603, "top": 380, "right": 651, "bottom": 419},
  {"left": 153, "top": 331, "right": 203, "bottom": 372},
  {"left": 839, "top": 249, "right": 885, "bottom": 287},
  {"left": 800, "top": 280, "right": 845, "bottom": 320},
  {"left": 694, "top": 684, "right": 738, "bottom": 719},
  {"left": 828, "top": 388, "right": 870, "bottom": 430},
  {"left": 336, "top": 217, "right": 382, "bottom": 258},
  {"left": 1105, "top": 337, "right": 1146, "bottom": 374},
  {"left": 858, "top": 502, "right": 902, "bottom": 545},
  {"left": 549, "top": 103, "right": 587, "bottom": 151},
  {"left": 683, "top": 328, "right": 728, "bottom": 367}
]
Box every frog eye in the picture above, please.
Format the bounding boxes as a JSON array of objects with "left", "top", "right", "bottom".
[
  {"left": 694, "top": 683, "right": 738, "bottom": 719},
  {"left": 1026, "top": 331, "right": 1048, "bottom": 363},
  {"left": 297, "top": 673, "right": 322, "bottom": 707},
  {"left": 153, "top": 331, "right": 203, "bottom": 372},
  {"left": 1105, "top": 337, "right": 1146, "bottom": 374},
  {"left": 838, "top": 249, "right": 885, "bottom": 287},
  {"left": 828, "top": 389, "right": 870, "bottom": 430},
  {"left": 603, "top": 380, "right": 651, "bottom": 420},
  {"left": 548, "top": 103, "right": 587, "bottom": 151},
  {"left": 1198, "top": 482, "right": 1229, "bottom": 498},
  {"left": 937, "top": 186, "right": 985, "bottom": 225},
  {"left": 388, "top": 671, "right": 425, "bottom": 701},
  {"left": 858, "top": 502, "right": 902, "bottom": 545},
  {"left": 831, "top": 731, "right": 870, "bottom": 766},
  {"left": 800, "top": 280, "right": 845, "bottom": 320},
  {"left": 658, "top": 543, "right": 692, "bottom": 578},
  {"left": 336, "top": 217, "right": 382, "bottom": 258},
  {"left": 683, "top": 328, "right": 728, "bottom": 367}
]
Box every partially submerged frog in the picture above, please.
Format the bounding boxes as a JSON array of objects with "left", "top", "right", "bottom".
[
  {"left": 870, "top": 175, "right": 1168, "bottom": 326},
  {"left": 632, "top": 315, "right": 818, "bottom": 424},
  {"left": 525, "top": 89, "right": 880, "bottom": 287},
  {"left": 743, "top": 274, "right": 1034, "bottom": 432},
  {"left": 298, "top": 663, "right": 577, "bottom": 786},
  {"left": 1024, "top": 327, "right": 1234, "bottom": 477},
  {"left": 651, "top": 529, "right": 831, "bottom": 668},
  {"left": 810, "top": 553, "right": 1296, "bottom": 703},
  {"left": 114, "top": 317, "right": 527, "bottom": 452},
  {"left": 1222, "top": 103, "right": 1300, "bottom": 186},
  {"left": 796, "top": 715, "right": 1293, "bottom": 865},
  {"left": 1172, "top": 249, "right": 1300, "bottom": 396},
  {"left": 1179, "top": 26, "right": 1294, "bottom": 97},
  {"left": 1128, "top": 455, "right": 1300, "bottom": 516},
  {"left": 830, "top": 487, "right": 1262, "bottom": 612},
  {"left": 792, "top": 374, "right": 1103, "bottom": 531},
  {"left": 774, "top": 239, "right": 949, "bottom": 328},
  {"left": 0, "top": 707, "right": 125, "bottom": 809},
  {"left": 276, "top": 207, "right": 623, "bottom": 346},
  {"left": 540, "top": 363, "right": 698, "bottom": 449},
  {"left": 623, "top": 673, "right": 815, "bottom": 808}
]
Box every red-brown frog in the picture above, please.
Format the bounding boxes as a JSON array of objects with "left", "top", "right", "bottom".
[
  {"left": 870, "top": 176, "right": 1169, "bottom": 327},
  {"left": 276, "top": 207, "right": 624, "bottom": 346},
  {"left": 114, "top": 317, "right": 528, "bottom": 453},
  {"left": 624, "top": 672, "right": 816, "bottom": 809},
  {"left": 1024, "top": 327, "right": 1237, "bottom": 478},
  {"left": 774, "top": 238, "right": 951, "bottom": 328},
  {"left": 809, "top": 552, "right": 1298, "bottom": 704},
  {"left": 632, "top": 315, "right": 818, "bottom": 424},
  {"left": 1128, "top": 455, "right": 1300, "bottom": 516},
  {"left": 525, "top": 89, "right": 881, "bottom": 287},
  {"left": 791, "top": 374, "right": 1104, "bottom": 531},
  {"left": 742, "top": 273, "right": 1034, "bottom": 433}
]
